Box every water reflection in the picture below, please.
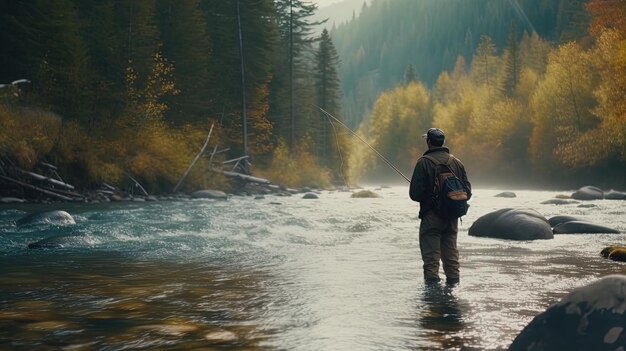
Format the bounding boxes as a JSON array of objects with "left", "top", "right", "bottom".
[
  {"left": 421, "top": 282, "right": 464, "bottom": 331},
  {"left": 419, "top": 282, "right": 468, "bottom": 349}
]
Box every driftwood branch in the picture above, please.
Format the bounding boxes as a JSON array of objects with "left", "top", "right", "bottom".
[
  {"left": 213, "top": 169, "right": 270, "bottom": 184},
  {"left": 0, "top": 175, "right": 73, "bottom": 201},
  {"left": 125, "top": 172, "right": 149, "bottom": 196},
  {"left": 16, "top": 169, "right": 75, "bottom": 190},
  {"left": 173, "top": 123, "right": 214, "bottom": 193}
]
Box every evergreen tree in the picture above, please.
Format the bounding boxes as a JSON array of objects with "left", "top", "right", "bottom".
[
  {"left": 471, "top": 35, "right": 498, "bottom": 89},
  {"left": 26, "top": 0, "right": 92, "bottom": 124},
  {"left": 498, "top": 22, "right": 520, "bottom": 96},
  {"left": 201, "top": 0, "right": 276, "bottom": 159},
  {"left": 314, "top": 28, "right": 344, "bottom": 176},
  {"left": 269, "top": 0, "right": 323, "bottom": 149},
  {"left": 404, "top": 64, "right": 417, "bottom": 85},
  {"left": 156, "top": 0, "right": 212, "bottom": 123}
]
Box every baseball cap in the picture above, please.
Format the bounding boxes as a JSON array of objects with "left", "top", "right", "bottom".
[{"left": 422, "top": 128, "right": 445, "bottom": 143}]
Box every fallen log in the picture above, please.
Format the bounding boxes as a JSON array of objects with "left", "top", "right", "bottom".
[
  {"left": 17, "top": 169, "right": 75, "bottom": 190},
  {"left": 0, "top": 175, "right": 73, "bottom": 201},
  {"left": 213, "top": 169, "right": 270, "bottom": 184}
]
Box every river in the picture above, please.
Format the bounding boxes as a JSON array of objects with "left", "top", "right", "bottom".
[{"left": 1, "top": 187, "right": 625, "bottom": 350}]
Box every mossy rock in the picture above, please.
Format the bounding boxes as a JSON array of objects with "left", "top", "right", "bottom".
[
  {"left": 351, "top": 190, "right": 380, "bottom": 198},
  {"left": 601, "top": 246, "right": 626, "bottom": 262}
]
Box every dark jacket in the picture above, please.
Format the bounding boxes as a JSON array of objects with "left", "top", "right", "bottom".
[{"left": 409, "top": 147, "right": 471, "bottom": 218}]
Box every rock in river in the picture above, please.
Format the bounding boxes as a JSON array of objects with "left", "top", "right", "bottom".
[
  {"left": 16, "top": 210, "right": 75, "bottom": 226},
  {"left": 509, "top": 275, "right": 626, "bottom": 351},
  {"left": 468, "top": 208, "right": 553, "bottom": 240}
]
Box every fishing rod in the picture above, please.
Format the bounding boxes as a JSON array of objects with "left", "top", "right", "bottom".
[{"left": 317, "top": 106, "right": 411, "bottom": 183}]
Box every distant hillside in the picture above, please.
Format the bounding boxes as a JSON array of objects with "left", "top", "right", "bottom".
[
  {"left": 330, "top": 0, "right": 590, "bottom": 127},
  {"left": 313, "top": 0, "right": 371, "bottom": 33}
]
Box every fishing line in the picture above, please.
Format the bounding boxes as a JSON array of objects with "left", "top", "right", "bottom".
[
  {"left": 327, "top": 115, "right": 349, "bottom": 187},
  {"left": 316, "top": 106, "right": 411, "bottom": 183}
]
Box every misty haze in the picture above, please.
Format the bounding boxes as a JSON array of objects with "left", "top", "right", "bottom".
[{"left": 1, "top": 0, "right": 625, "bottom": 350}]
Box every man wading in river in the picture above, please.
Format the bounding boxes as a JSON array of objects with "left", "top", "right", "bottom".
[{"left": 409, "top": 128, "right": 471, "bottom": 285}]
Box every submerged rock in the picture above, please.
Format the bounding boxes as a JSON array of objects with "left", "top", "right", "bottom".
[
  {"left": 351, "top": 190, "right": 380, "bottom": 198},
  {"left": 16, "top": 210, "right": 75, "bottom": 226},
  {"left": 541, "top": 199, "right": 578, "bottom": 205},
  {"left": 302, "top": 192, "right": 319, "bottom": 199},
  {"left": 605, "top": 190, "right": 626, "bottom": 200},
  {"left": 553, "top": 221, "right": 620, "bottom": 234},
  {"left": 28, "top": 235, "right": 93, "bottom": 249},
  {"left": 508, "top": 275, "right": 626, "bottom": 351},
  {"left": 191, "top": 190, "right": 228, "bottom": 200},
  {"left": 495, "top": 191, "right": 516, "bottom": 198},
  {"left": 469, "top": 208, "right": 553, "bottom": 240},
  {"left": 548, "top": 215, "right": 581, "bottom": 227},
  {"left": 601, "top": 246, "right": 626, "bottom": 262}
]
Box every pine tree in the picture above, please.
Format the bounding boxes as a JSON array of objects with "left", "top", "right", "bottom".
[
  {"left": 269, "top": 0, "right": 324, "bottom": 149},
  {"left": 314, "top": 29, "right": 344, "bottom": 176},
  {"left": 498, "top": 22, "right": 520, "bottom": 96},
  {"left": 472, "top": 35, "right": 498, "bottom": 89},
  {"left": 201, "top": 0, "right": 276, "bottom": 159},
  {"left": 404, "top": 64, "right": 417, "bottom": 85},
  {"left": 156, "top": 0, "right": 212, "bottom": 123},
  {"left": 25, "top": 0, "right": 93, "bottom": 124}
]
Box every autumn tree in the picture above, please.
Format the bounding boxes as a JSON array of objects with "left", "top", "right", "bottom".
[
  {"left": 530, "top": 42, "right": 602, "bottom": 169},
  {"left": 362, "top": 82, "right": 431, "bottom": 180}
]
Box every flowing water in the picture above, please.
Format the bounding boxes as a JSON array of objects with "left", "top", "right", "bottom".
[{"left": 1, "top": 187, "right": 625, "bottom": 350}]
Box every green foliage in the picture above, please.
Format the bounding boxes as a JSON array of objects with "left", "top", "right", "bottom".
[{"left": 314, "top": 29, "right": 347, "bottom": 182}]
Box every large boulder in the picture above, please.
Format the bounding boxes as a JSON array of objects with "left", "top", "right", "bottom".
[
  {"left": 469, "top": 208, "right": 553, "bottom": 240},
  {"left": 16, "top": 210, "right": 75, "bottom": 226},
  {"left": 571, "top": 186, "right": 604, "bottom": 200},
  {"left": 508, "top": 275, "right": 626, "bottom": 351},
  {"left": 553, "top": 221, "right": 620, "bottom": 234}
]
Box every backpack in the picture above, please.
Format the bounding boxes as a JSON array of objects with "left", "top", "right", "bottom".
[{"left": 422, "top": 155, "right": 469, "bottom": 219}]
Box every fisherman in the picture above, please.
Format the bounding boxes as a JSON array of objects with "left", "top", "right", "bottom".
[{"left": 409, "top": 128, "right": 471, "bottom": 285}]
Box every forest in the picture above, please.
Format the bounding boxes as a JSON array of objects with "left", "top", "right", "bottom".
[
  {"left": 332, "top": 0, "right": 591, "bottom": 127},
  {"left": 0, "top": 0, "right": 348, "bottom": 195},
  {"left": 348, "top": 0, "right": 626, "bottom": 188},
  {"left": 0, "top": 0, "right": 624, "bottom": 197}
]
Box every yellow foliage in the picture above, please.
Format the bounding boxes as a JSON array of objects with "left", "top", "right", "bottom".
[
  {"left": 593, "top": 29, "right": 626, "bottom": 158},
  {"left": 530, "top": 42, "right": 603, "bottom": 167},
  {"left": 0, "top": 106, "right": 62, "bottom": 168},
  {"left": 256, "top": 139, "right": 332, "bottom": 188},
  {"left": 363, "top": 82, "right": 431, "bottom": 178}
]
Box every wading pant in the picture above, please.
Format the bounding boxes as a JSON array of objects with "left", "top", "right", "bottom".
[{"left": 419, "top": 211, "right": 459, "bottom": 282}]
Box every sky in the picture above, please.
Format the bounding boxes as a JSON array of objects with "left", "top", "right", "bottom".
[{"left": 310, "top": 0, "right": 344, "bottom": 9}]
